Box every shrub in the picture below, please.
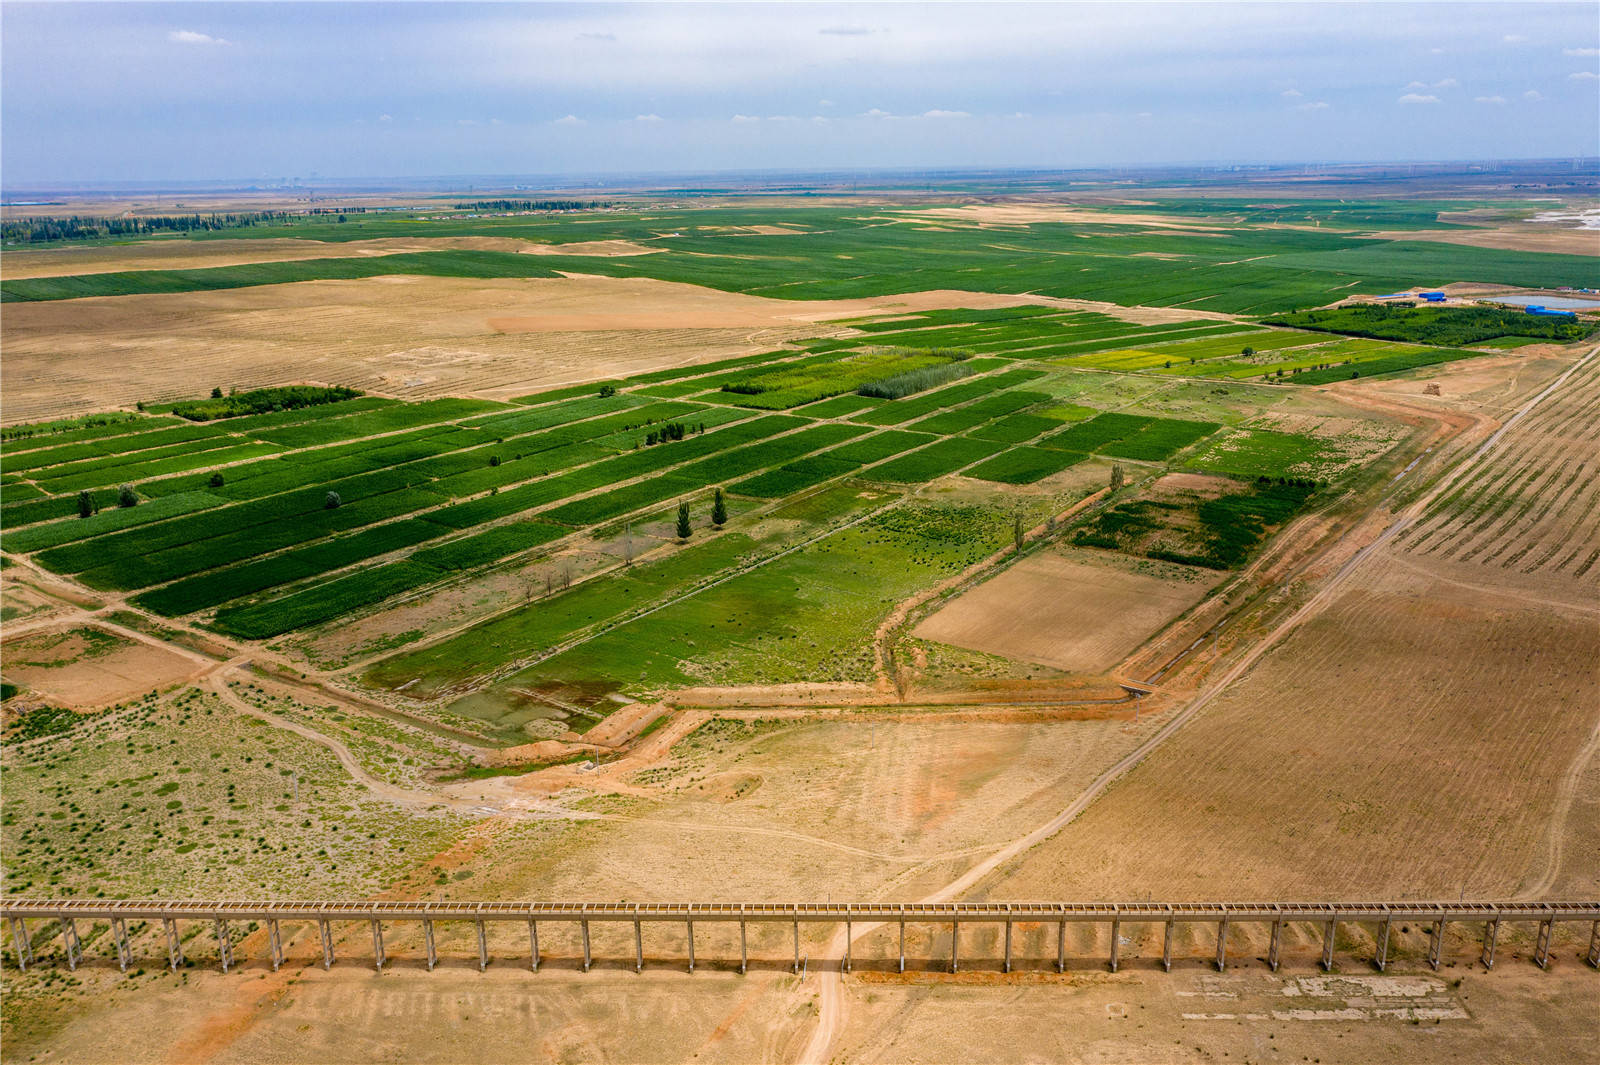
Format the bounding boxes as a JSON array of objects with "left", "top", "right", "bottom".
[
  {"left": 324, "top": 491, "right": 342, "bottom": 509},
  {"left": 76, "top": 489, "right": 97, "bottom": 519},
  {"left": 209, "top": 472, "right": 225, "bottom": 488},
  {"left": 117, "top": 484, "right": 138, "bottom": 508},
  {"left": 598, "top": 384, "right": 617, "bottom": 398}
]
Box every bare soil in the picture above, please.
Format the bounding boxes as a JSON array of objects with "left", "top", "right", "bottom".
[{"left": 914, "top": 548, "right": 1221, "bottom": 674}]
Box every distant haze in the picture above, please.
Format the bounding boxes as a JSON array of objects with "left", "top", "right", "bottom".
[{"left": 3, "top": 1, "right": 1597, "bottom": 186}]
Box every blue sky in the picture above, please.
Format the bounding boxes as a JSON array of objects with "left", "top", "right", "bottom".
[{"left": 3, "top": 2, "right": 1597, "bottom": 185}]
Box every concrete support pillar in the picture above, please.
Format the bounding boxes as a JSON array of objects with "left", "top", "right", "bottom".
[
  {"left": 476, "top": 919, "right": 488, "bottom": 972},
  {"left": 1587, "top": 921, "right": 1599, "bottom": 969},
  {"left": 793, "top": 921, "right": 800, "bottom": 975},
  {"left": 10, "top": 917, "right": 32, "bottom": 971},
  {"left": 1057, "top": 920, "right": 1067, "bottom": 973},
  {"left": 1428, "top": 920, "right": 1446, "bottom": 971},
  {"left": 1481, "top": 918, "right": 1499, "bottom": 970},
  {"left": 899, "top": 918, "right": 907, "bottom": 974},
  {"left": 581, "top": 920, "right": 592, "bottom": 973},
  {"left": 634, "top": 920, "right": 644, "bottom": 973},
  {"left": 528, "top": 920, "right": 540, "bottom": 973},
  {"left": 111, "top": 918, "right": 131, "bottom": 973},
  {"left": 423, "top": 920, "right": 436, "bottom": 972},
  {"left": 739, "top": 920, "right": 748, "bottom": 975},
  {"left": 214, "top": 919, "right": 232, "bottom": 973},
  {"left": 1320, "top": 919, "right": 1337, "bottom": 972},
  {"left": 60, "top": 917, "right": 80, "bottom": 971},
  {"left": 1004, "top": 917, "right": 1013, "bottom": 974},
  {"left": 318, "top": 919, "right": 334, "bottom": 970},
  {"left": 1534, "top": 919, "right": 1554, "bottom": 970},
  {"left": 1214, "top": 920, "right": 1228, "bottom": 972},
  {"left": 1108, "top": 918, "right": 1120, "bottom": 974},
  {"left": 950, "top": 921, "right": 959, "bottom": 974},
  {"left": 1374, "top": 916, "right": 1392, "bottom": 972},
  {"left": 266, "top": 919, "right": 283, "bottom": 972},
  {"left": 370, "top": 920, "right": 384, "bottom": 973},
  {"left": 1267, "top": 920, "right": 1283, "bottom": 972},
  {"left": 1161, "top": 921, "right": 1173, "bottom": 973},
  {"left": 166, "top": 918, "right": 184, "bottom": 971},
  {"left": 686, "top": 921, "right": 695, "bottom": 973},
  {"left": 843, "top": 915, "right": 851, "bottom": 973}
]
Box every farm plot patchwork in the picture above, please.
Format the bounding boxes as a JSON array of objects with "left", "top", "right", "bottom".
[{"left": 1073, "top": 474, "right": 1316, "bottom": 569}]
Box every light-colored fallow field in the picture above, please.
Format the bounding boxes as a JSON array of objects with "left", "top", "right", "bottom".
[
  {"left": 0, "top": 272, "right": 1227, "bottom": 424},
  {"left": 913, "top": 547, "right": 1222, "bottom": 675}
]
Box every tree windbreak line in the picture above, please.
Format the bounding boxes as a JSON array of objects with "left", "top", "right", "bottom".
[
  {"left": 167, "top": 386, "right": 362, "bottom": 422},
  {"left": 1263, "top": 302, "right": 1594, "bottom": 346},
  {"left": 1, "top": 212, "right": 289, "bottom": 243},
  {"left": 452, "top": 200, "right": 612, "bottom": 212}
]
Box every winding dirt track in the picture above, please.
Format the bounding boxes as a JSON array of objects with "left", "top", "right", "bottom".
[{"left": 796, "top": 345, "right": 1600, "bottom": 1065}]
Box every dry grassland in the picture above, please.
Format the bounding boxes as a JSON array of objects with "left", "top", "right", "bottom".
[
  {"left": 894, "top": 205, "right": 1229, "bottom": 232},
  {"left": 913, "top": 548, "right": 1222, "bottom": 674},
  {"left": 1, "top": 625, "right": 203, "bottom": 707}
]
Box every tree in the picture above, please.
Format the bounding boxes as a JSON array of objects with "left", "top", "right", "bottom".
[
  {"left": 1013, "top": 515, "right": 1025, "bottom": 555},
  {"left": 711, "top": 487, "right": 727, "bottom": 527},
  {"left": 209, "top": 472, "right": 225, "bottom": 488},
  {"left": 324, "top": 491, "right": 342, "bottom": 509},
  {"left": 489, "top": 455, "right": 501, "bottom": 467},
  {"left": 76, "top": 490, "right": 97, "bottom": 519},
  {"left": 117, "top": 484, "right": 138, "bottom": 508},
  {"left": 1110, "top": 462, "right": 1125, "bottom": 491},
  {"left": 210, "top": 386, "right": 223, "bottom": 399},
  {"left": 1242, "top": 346, "right": 1255, "bottom": 356},
  {"left": 598, "top": 384, "right": 617, "bottom": 398},
  {"left": 676, "top": 500, "right": 692, "bottom": 540}
]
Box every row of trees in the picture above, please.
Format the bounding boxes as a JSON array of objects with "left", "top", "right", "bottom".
[
  {"left": 452, "top": 200, "right": 612, "bottom": 212},
  {"left": 76, "top": 485, "right": 138, "bottom": 517},
  {"left": 3, "top": 211, "right": 288, "bottom": 244}
]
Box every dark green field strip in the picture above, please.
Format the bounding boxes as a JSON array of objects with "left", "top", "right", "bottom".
[
  {"left": 1022, "top": 322, "right": 1263, "bottom": 359},
  {"left": 840, "top": 306, "right": 1069, "bottom": 332},
  {"left": 824, "top": 430, "right": 937, "bottom": 465},
  {"left": 75, "top": 486, "right": 446, "bottom": 591},
  {"left": 2, "top": 422, "right": 234, "bottom": 475},
  {"left": 634, "top": 380, "right": 715, "bottom": 399},
  {"left": 139, "top": 425, "right": 474, "bottom": 501},
  {"left": 363, "top": 532, "right": 766, "bottom": 689},
  {"left": 668, "top": 423, "right": 870, "bottom": 485},
  {"left": 132, "top": 517, "right": 450, "bottom": 616},
  {"left": 800, "top": 393, "right": 886, "bottom": 419},
  {"left": 1097, "top": 418, "right": 1222, "bottom": 462},
  {"left": 906, "top": 389, "right": 1051, "bottom": 435},
  {"left": 211, "top": 559, "right": 442, "bottom": 640},
  {"left": 508, "top": 349, "right": 788, "bottom": 406},
  {"left": 250, "top": 397, "right": 506, "bottom": 448},
  {"left": 1292, "top": 346, "right": 1477, "bottom": 385},
  {"left": 2, "top": 494, "right": 85, "bottom": 528},
  {"left": 3, "top": 492, "right": 226, "bottom": 553},
  {"left": 35, "top": 442, "right": 284, "bottom": 495},
  {"left": 968, "top": 412, "right": 1064, "bottom": 444},
  {"left": 851, "top": 367, "right": 1047, "bottom": 426},
  {"left": 1037, "top": 412, "right": 1156, "bottom": 453},
  {"left": 1, "top": 414, "right": 188, "bottom": 453},
  {"left": 411, "top": 521, "right": 568, "bottom": 572},
  {"left": 36, "top": 462, "right": 445, "bottom": 575},
  {"left": 965, "top": 447, "right": 1088, "bottom": 485},
  {"left": 0, "top": 481, "right": 47, "bottom": 502},
  {"left": 462, "top": 393, "right": 656, "bottom": 436},
  {"left": 729, "top": 455, "right": 862, "bottom": 498},
  {"left": 204, "top": 397, "right": 397, "bottom": 435},
  {"left": 865, "top": 436, "right": 1008, "bottom": 482},
  {"left": 540, "top": 473, "right": 704, "bottom": 527},
  {"left": 0, "top": 250, "right": 569, "bottom": 304},
  {"left": 19, "top": 432, "right": 254, "bottom": 487},
  {"left": 422, "top": 415, "right": 806, "bottom": 529}
]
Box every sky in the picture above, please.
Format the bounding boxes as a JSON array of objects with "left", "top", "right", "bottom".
[{"left": 3, "top": 1, "right": 1598, "bottom": 187}]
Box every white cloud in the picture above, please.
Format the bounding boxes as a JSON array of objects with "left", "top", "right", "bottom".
[
  {"left": 1297, "top": 100, "right": 1330, "bottom": 111},
  {"left": 377, "top": 113, "right": 393, "bottom": 123},
  {"left": 1429, "top": 47, "right": 1445, "bottom": 55},
  {"left": 1564, "top": 47, "right": 1600, "bottom": 57},
  {"left": 168, "top": 29, "right": 229, "bottom": 45},
  {"left": 1403, "top": 80, "right": 1428, "bottom": 91},
  {"left": 819, "top": 25, "right": 874, "bottom": 36},
  {"left": 860, "top": 107, "right": 894, "bottom": 118},
  {"left": 818, "top": 99, "right": 834, "bottom": 108},
  {"left": 1504, "top": 33, "right": 1529, "bottom": 43},
  {"left": 1134, "top": 111, "right": 1153, "bottom": 119},
  {"left": 1569, "top": 71, "right": 1599, "bottom": 81},
  {"left": 1474, "top": 95, "right": 1507, "bottom": 105},
  {"left": 634, "top": 113, "right": 663, "bottom": 122},
  {"left": 1280, "top": 88, "right": 1303, "bottom": 99},
  {"left": 922, "top": 109, "right": 970, "bottom": 119},
  {"left": 1398, "top": 93, "right": 1440, "bottom": 105},
  {"left": 730, "top": 113, "right": 760, "bottom": 123},
  {"left": 553, "top": 114, "right": 584, "bottom": 125},
  {"left": 1524, "top": 89, "right": 1545, "bottom": 101},
  {"left": 1434, "top": 77, "right": 1458, "bottom": 89}
]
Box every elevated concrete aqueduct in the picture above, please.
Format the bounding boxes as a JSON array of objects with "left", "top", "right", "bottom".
[{"left": 3, "top": 899, "right": 1596, "bottom": 977}]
